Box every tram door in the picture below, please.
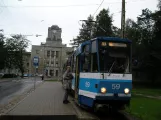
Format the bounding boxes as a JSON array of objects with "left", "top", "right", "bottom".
[{"left": 75, "top": 56, "right": 80, "bottom": 100}]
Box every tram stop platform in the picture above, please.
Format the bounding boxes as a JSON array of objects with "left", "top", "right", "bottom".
[{"left": 2, "top": 81, "right": 98, "bottom": 120}]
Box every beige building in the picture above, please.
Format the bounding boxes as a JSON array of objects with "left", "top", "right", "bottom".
[{"left": 31, "top": 25, "right": 73, "bottom": 78}]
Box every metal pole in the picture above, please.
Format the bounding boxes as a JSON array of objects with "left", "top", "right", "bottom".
[
  {"left": 43, "top": 45, "right": 45, "bottom": 77},
  {"left": 121, "top": 0, "right": 125, "bottom": 38},
  {"left": 34, "top": 67, "right": 36, "bottom": 90}
]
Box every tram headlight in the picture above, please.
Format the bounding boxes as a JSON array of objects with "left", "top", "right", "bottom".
[
  {"left": 124, "top": 88, "right": 130, "bottom": 94},
  {"left": 101, "top": 87, "right": 106, "bottom": 94}
]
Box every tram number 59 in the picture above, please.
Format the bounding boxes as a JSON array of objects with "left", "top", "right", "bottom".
[{"left": 112, "top": 84, "right": 120, "bottom": 89}]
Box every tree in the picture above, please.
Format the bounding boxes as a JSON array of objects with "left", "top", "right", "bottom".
[
  {"left": 79, "top": 15, "right": 95, "bottom": 41},
  {"left": 70, "top": 15, "right": 95, "bottom": 47},
  {"left": 125, "top": 19, "right": 141, "bottom": 56},
  {"left": 112, "top": 26, "right": 121, "bottom": 37},
  {"left": 5, "top": 35, "right": 30, "bottom": 77},
  {"left": 158, "top": 0, "right": 161, "bottom": 10},
  {"left": 71, "top": 8, "right": 116, "bottom": 48},
  {"left": 0, "top": 33, "right": 7, "bottom": 70},
  {"left": 126, "top": 7, "right": 161, "bottom": 83},
  {"left": 93, "top": 8, "right": 113, "bottom": 37}
]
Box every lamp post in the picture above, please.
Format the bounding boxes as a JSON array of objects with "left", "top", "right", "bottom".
[{"left": 40, "top": 43, "right": 45, "bottom": 77}]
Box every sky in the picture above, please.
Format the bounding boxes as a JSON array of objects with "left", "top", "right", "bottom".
[{"left": 0, "top": 0, "right": 159, "bottom": 51}]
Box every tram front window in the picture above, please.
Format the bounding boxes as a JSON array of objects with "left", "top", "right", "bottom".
[{"left": 99, "top": 42, "right": 131, "bottom": 73}]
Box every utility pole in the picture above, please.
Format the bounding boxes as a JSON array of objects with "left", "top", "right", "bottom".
[{"left": 121, "top": 0, "right": 125, "bottom": 38}]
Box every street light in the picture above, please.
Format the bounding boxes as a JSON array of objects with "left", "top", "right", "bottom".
[{"left": 40, "top": 43, "right": 46, "bottom": 77}]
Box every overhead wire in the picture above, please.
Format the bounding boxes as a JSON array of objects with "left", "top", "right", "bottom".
[
  {"left": 0, "top": 0, "right": 3, "bottom": 14},
  {"left": 93, "top": 0, "right": 105, "bottom": 17},
  {"left": 0, "top": 0, "right": 13, "bottom": 26},
  {"left": 0, "top": 0, "right": 147, "bottom": 8}
]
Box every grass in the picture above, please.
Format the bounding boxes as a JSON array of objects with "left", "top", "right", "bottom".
[
  {"left": 132, "top": 88, "right": 161, "bottom": 97},
  {"left": 126, "top": 95, "right": 161, "bottom": 120}
]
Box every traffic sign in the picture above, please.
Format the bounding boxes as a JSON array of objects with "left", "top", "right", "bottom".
[{"left": 33, "top": 56, "right": 39, "bottom": 67}]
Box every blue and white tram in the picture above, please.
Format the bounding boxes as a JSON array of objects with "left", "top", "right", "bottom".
[{"left": 67, "top": 37, "right": 132, "bottom": 110}]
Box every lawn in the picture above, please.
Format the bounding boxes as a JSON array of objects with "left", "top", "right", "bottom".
[
  {"left": 126, "top": 95, "right": 161, "bottom": 120},
  {"left": 132, "top": 88, "right": 161, "bottom": 97}
]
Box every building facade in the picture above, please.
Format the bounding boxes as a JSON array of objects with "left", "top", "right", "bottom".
[{"left": 31, "top": 25, "right": 73, "bottom": 78}]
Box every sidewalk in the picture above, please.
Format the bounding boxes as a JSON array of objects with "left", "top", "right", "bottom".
[
  {"left": 4, "top": 81, "right": 98, "bottom": 120},
  {"left": 6, "top": 82, "right": 76, "bottom": 115}
]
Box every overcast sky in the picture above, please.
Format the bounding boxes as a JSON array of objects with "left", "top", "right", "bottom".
[{"left": 0, "top": 0, "right": 158, "bottom": 51}]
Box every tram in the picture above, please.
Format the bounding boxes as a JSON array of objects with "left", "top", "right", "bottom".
[{"left": 63, "top": 37, "right": 132, "bottom": 110}]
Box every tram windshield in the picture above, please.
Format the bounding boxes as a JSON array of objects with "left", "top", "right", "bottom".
[{"left": 99, "top": 41, "right": 131, "bottom": 73}]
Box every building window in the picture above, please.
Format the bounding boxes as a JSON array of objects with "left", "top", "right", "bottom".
[
  {"left": 50, "top": 70, "right": 54, "bottom": 76},
  {"left": 47, "top": 51, "right": 50, "bottom": 57},
  {"left": 53, "top": 35, "right": 56, "bottom": 40},
  {"left": 56, "top": 51, "right": 59, "bottom": 58},
  {"left": 27, "top": 63, "right": 29, "bottom": 67},
  {"left": 51, "top": 61, "right": 54, "bottom": 66},
  {"left": 46, "top": 61, "right": 49, "bottom": 66},
  {"left": 56, "top": 70, "right": 58, "bottom": 77},
  {"left": 51, "top": 51, "right": 54, "bottom": 57},
  {"left": 36, "top": 50, "right": 39, "bottom": 54},
  {"left": 55, "top": 61, "right": 58, "bottom": 67}
]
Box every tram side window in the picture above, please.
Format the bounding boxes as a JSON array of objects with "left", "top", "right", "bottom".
[{"left": 81, "top": 45, "right": 90, "bottom": 72}]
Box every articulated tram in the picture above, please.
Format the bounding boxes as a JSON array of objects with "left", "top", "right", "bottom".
[{"left": 62, "top": 37, "right": 132, "bottom": 110}]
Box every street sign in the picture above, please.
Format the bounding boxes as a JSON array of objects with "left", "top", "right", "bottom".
[{"left": 33, "top": 56, "right": 39, "bottom": 67}]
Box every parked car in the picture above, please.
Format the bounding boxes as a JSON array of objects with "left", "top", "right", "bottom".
[
  {"left": 38, "top": 74, "right": 43, "bottom": 77},
  {"left": 23, "top": 74, "right": 28, "bottom": 77}
]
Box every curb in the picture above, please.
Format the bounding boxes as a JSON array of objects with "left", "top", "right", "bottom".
[{"left": 70, "top": 99, "right": 99, "bottom": 120}]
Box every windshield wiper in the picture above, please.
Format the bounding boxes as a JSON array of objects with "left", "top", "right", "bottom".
[{"left": 108, "top": 60, "right": 116, "bottom": 76}]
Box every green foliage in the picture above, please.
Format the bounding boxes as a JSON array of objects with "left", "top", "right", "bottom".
[
  {"left": 71, "top": 9, "right": 119, "bottom": 46},
  {"left": 93, "top": 8, "right": 113, "bottom": 37},
  {"left": 126, "top": 95, "right": 161, "bottom": 120},
  {"left": 5, "top": 35, "right": 30, "bottom": 77},
  {"left": 126, "top": 6, "right": 161, "bottom": 83},
  {"left": 0, "top": 33, "right": 7, "bottom": 70},
  {"left": 132, "top": 88, "right": 161, "bottom": 97},
  {"left": 158, "top": 0, "right": 161, "bottom": 10},
  {"left": 79, "top": 15, "right": 94, "bottom": 41},
  {"left": 71, "top": 15, "right": 95, "bottom": 47}
]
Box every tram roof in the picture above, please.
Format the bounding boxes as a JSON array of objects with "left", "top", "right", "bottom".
[
  {"left": 94, "top": 37, "right": 132, "bottom": 43},
  {"left": 74, "top": 37, "right": 131, "bottom": 56}
]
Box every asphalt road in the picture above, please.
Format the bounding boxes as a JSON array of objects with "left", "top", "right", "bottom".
[{"left": 0, "top": 77, "right": 43, "bottom": 106}]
